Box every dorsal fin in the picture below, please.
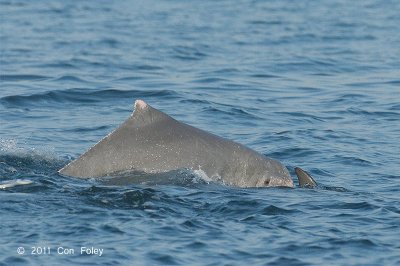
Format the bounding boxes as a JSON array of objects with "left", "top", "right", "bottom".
[
  {"left": 131, "top": 99, "right": 177, "bottom": 128},
  {"left": 295, "top": 167, "right": 317, "bottom": 187}
]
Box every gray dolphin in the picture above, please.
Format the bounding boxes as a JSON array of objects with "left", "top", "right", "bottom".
[{"left": 59, "top": 100, "right": 316, "bottom": 188}]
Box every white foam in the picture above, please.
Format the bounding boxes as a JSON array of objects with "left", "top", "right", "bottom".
[
  {"left": 0, "top": 138, "right": 63, "bottom": 167},
  {"left": 0, "top": 179, "right": 33, "bottom": 189},
  {"left": 0, "top": 139, "right": 18, "bottom": 152},
  {"left": 193, "top": 169, "right": 213, "bottom": 183}
]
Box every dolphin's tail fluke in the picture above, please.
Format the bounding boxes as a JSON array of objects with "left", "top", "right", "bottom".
[{"left": 295, "top": 167, "right": 317, "bottom": 187}]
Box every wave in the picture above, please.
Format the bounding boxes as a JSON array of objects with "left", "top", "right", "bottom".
[
  {"left": 53, "top": 75, "right": 88, "bottom": 82},
  {"left": 0, "top": 88, "right": 179, "bottom": 107},
  {"left": 172, "top": 45, "right": 208, "bottom": 61},
  {"left": 201, "top": 106, "right": 261, "bottom": 120},
  {"left": 0, "top": 74, "right": 50, "bottom": 82}
]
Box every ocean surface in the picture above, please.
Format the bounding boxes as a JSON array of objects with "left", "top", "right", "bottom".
[{"left": 1, "top": 0, "right": 399, "bottom": 265}]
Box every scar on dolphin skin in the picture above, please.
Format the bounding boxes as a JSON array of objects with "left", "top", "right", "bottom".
[
  {"left": 135, "top": 99, "right": 147, "bottom": 109},
  {"left": 59, "top": 99, "right": 317, "bottom": 188}
]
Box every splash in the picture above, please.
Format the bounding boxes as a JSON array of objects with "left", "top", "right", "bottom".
[
  {"left": 0, "top": 179, "right": 33, "bottom": 189},
  {"left": 0, "top": 138, "right": 66, "bottom": 177}
]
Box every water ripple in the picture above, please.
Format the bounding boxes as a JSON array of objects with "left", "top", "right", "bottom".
[
  {"left": 1, "top": 74, "right": 50, "bottom": 81},
  {"left": 1, "top": 88, "right": 179, "bottom": 107}
]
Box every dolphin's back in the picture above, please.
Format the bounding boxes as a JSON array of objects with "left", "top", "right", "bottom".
[{"left": 59, "top": 100, "right": 293, "bottom": 187}]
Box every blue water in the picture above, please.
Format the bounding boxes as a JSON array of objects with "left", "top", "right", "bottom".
[{"left": 1, "top": 0, "right": 399, "bottom": 265}]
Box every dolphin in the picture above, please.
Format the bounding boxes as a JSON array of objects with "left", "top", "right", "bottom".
[{"left": 59, "top": 100, "right": 316, "bottom": 188}]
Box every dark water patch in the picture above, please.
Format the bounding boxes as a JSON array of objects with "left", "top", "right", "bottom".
[
  {"left": 0, "top": 1, "right": 26, "bottom": 6},
  {"left": 53, "top": 75, "right": 89, "bottom": 83},
  {"left": 209, "top": 198, "right": 263, "bottom": 217},
  {"left": 262, "top": 205, "right": 298, "bottom": 216},
  {"left": 333, "top": 155, "right": 372, "bottom": 166},
  {"left": 204, "top": 68, "right": 241, "bottom": 76},
  {"left": 273, "top": 60, "right": 355, "bottom": 74},
  {"left": 328, "top": 201, "right": 378, "bottom": 211},
  {"left": 192, "top": 77, "right": 230, "bottom": 84},
  {"left": 345, "top": 79, "right": 400, "bottom": 88},
  {"left": 118, "top": 188, "right": 162, "bottom": 209},
  {"left": 389, "top": 103, "right": 400, "bottom": 111},
  {"left": 1, "top": 256, "right": 30, "bottom": 265},
  {"left": 179, "top": 98, "right": 210, "bottom": 105},
  {"left": 311, "top": 72, "right": 334, "bottom": 76},
  {"left": 172, "top": 45, "right": 207, "bottom": 61},
  {"left": 331, "top": 238, "right": 377, "bottom": 248},
  {"left": 98, "top": 37, "right": 120, "bottom": 48},
  {"left": 275, "top": 111, "right": 325, "bottom": 122},
  {"left": 0, "top": 74, "right": 50, "bottom": 81},
  {"left": 38, "top": 61, "right": 78, "bottom": 69},
  {"left": 1, "top": 89, "right": 97, "bottom": 106},
  {"left": 321, "top": 186, "right": 350, "bottom": 193},
  {"left": 383, "top": 206, "right": 400, "bottom": 215},
  {"left": 269, "top": 147, "right": 319, "bottom": 160},
  {"left": 332, "top": 93, "right": 371, "bottom": 104},
  {"left": 190, "top": 85, "right": 225, "bottom": 92},
  {"left": 8, "top": 48, "right": 32, "bottom": 53},
  {"left": 113, "top": 76, "right": 145, "bottom": 82},
  {"left": 333, "top": 21, "right": 359, "bottom": 28},
  {"left": 384, "top": 79, "right": 400, "bottom": 85},
  {"left": 321, "top": 34, "right": 376, "bottom": 42},
  {"left": 249, "top": 73, "right": 281, "bottom": 79},
  {"left": 63, "top": 125, "right": 110, "bottom": 133},
  {"left": 344, "top": 107, "right": 400, "bottom": 119},
  {"left": 268, "top": 257, "right": 304, "bottom": 266},
  {"left": 377, "top": 173, "right": 400, "bottom": 180},
  {"left": 35, "top": 58, "right": 107, "bottom": 70},
  {"left": 0, "top": 88, "right": 179, "bottom": 107},
  {"left": 201, "top": 106, "right": 260, "bottom": 120},
  {"left": 295, "top": 86, "right": 322, "bottom": 92},
  {"left": 101, "top": 224, "right": 125, "bottom": 235},
  {"left": 131, "top": 64, "right": 164, "bottom": 71},
  {"left": 147, "top": 251, "right": 180, "bottom": 265},
  {"left": 248, "top": 19, "right": 283, "bottom": 26}
]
